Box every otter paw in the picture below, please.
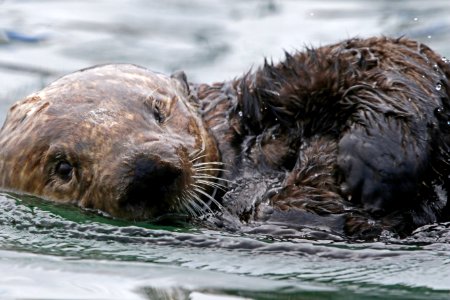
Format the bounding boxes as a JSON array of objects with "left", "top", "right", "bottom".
[
  {"left": 338, "top": 148, "right": 395, "bottom": 215},
  {"left": 338, "top": 128, "right": 422, "bottom": 215}
]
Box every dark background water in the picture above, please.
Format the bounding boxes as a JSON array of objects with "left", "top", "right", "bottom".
[{"left": 1, "top": 0, "right": 450, "bottom": 299}]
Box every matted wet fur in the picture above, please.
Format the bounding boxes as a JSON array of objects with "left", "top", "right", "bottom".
[{"left": 1, "top": 37, "right": 450, "bottom": 239}]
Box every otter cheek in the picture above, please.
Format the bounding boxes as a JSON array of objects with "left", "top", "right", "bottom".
[
  {"left": 188, "top": 117, "right": 220, "bottom": 165},
  {"left": 17, "top": 151, "right": 50, "bottom": 196}
]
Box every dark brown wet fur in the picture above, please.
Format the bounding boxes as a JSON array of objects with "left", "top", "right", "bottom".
[{"left": 192, "top": 37, "right": 450, "bottom": 239}]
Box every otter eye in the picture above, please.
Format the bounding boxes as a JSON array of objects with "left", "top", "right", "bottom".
[{"left": 55, "top": 161, "right": 73, "bottom": 181}]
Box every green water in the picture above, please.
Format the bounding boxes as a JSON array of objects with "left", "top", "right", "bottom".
[{"left": 1, "top": 0, "right": 450, "bottom": 299}]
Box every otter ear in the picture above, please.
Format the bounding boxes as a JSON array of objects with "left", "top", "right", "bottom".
[{"left": 171, "top": 70, "right": 190, "bottom": 95}]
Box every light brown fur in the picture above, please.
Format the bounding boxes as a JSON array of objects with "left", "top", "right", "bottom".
[{"left": 0, "top": 64, "right": 220, "bottom": 219}]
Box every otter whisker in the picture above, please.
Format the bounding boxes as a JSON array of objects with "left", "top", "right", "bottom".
[
  {"left": 177, "top": 195, "right": 196, "bottom": 217},
  {"left": 189, "top": 149, "right": 205, "bottom": 161},
  {"left": 192, "top": 174, "right": 234, "bottom": 184},
  {"left": 188, "top": 190, "right": 214, "bottom": 214},
  {"left": 187, "top": 191, "right": 213, "bottom": 215},
  {"left": 179, "top": 192, "right": 199, "bottom": 217},
  {"left": 181, "top": 203, "right": 194, "bottom": 216},
  {"left": 193, "top": 189, "right": 223, "bottom": 213},
  {"left": 192, "top": 163, "right": 224, "bottom": 168},
  {"left": 193, "top": 162, "right": 226, "bottom": 167},
  {"left": 190, "top": 153, "right": 207, "bottom": 163},
  {"left": 186, "top": 192, "right": 207, "bottom": 215},
  {"left": 195, "top": 177, "right": 227, "bottom": 188},
  {"left": 196, "top": 179, "right": 227, "bottom": 191},
  {"left": 189, "top": 140, "right": 207, "bottom": 161},
  {"left": 193, "top": 161, "right": 226, "bottom": 167},
  {"left": 182, "top": 200, "right": 198, "bottom": 217},
  {"left": 193, "top": 167, "right": 228, "bottom": 173},
  {"left": 192, "top": 185, "right": 223, "bottom": 210}
]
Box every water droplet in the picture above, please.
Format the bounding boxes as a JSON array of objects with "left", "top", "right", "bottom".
[
  {"left": 271, "top": 134, "right": 276, "bottom": 140},
  {"left": 413, "top": 17, "right": 419, "bottom": 21},
  {"left": 275, "top": 118, "right": 278, "bottom": 121},
  {"left": 447, "top": 121, "right": 450, "bottom": 126},
  {"left": 436, "top": 83, "right": 442, "bottom": 91},
  {"left": 238, "top": 111, "right": 243, "bottom": 117},
  {"left": 427, "top": 35, "right": 432, "bottom": 39},
  {"left": 437, "top": 107, "right": 444, "bottom": 113},
  {"left": 407, "top": 98, "right": 412, "bottom": 102}
]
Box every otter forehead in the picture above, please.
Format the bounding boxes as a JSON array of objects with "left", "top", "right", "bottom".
[
  {"left": 2, "top": 64, "right": 188, "bottom": 134},
  {"left": 39, "top": 64, "right": 182, "bottom": 108},
  {"left": 0, "top": 64, "right": 188, "bottom": 158}
]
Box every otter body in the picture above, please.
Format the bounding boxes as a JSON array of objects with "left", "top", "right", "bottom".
[{"left": 1, "top": 37, "right": 450, "bottom": 238}]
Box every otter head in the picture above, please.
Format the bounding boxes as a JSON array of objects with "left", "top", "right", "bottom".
[{"left": 0, "top": 64, "right": 221, "bottom": 220}]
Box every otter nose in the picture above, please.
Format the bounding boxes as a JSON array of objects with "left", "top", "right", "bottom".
[
  {"left": 125, "top": 156, "right": 182, "bottom": 205},
  {"left": 135, "top": 157, "right": 180, "bottom": 186}
]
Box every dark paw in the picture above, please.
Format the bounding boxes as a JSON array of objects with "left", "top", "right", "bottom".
[
  {"left": 338, "top": 127, "right": 424, "bottom": 216},
  {"left": 338, "top": 147, "right": 394, "bottom": 215}
]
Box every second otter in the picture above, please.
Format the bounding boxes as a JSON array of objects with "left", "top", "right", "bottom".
[{"left": 0, "top": 37, "right": 449, "bottom": 238}]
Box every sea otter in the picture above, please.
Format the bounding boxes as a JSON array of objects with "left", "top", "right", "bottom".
[{"left": 0, "top": 37, "right": 449, "bottom": 239}]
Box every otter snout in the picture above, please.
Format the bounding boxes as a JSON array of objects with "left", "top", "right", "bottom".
[
  {"left": 130, "top": 156, "right": 182, "bottom": 198},
  {"left": 119, "top": 153, "right": 189, "bottom": 217}
]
